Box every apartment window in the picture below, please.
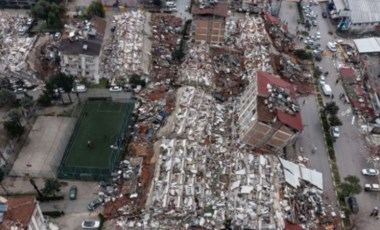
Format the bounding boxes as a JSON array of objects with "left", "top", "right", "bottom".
[{"left": 85, "top": 71, "right": 90, "bottom": 75}]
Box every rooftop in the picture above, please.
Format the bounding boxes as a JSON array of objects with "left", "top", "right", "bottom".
[
  {"left": 348, "top": 0, "right": 380, "bottom": 23},
  {"left": 257, "top": 71, "right": 303, "bottom": 131},
  {"left": 0, "top": 197, "right": 36, "bottom": 230},
  {"left": 339, "top": 66, "right": 356, "bottom": 78},
  {"left": 192, "top": 2, "right": 229, "bottom": 17},
  {"left": 59, "top": 16, "right": 106, "bottom": 56}
]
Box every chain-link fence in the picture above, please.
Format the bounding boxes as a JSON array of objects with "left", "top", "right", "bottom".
[{"left": 58, "top": 99, "right": 134, "bottom": 181}]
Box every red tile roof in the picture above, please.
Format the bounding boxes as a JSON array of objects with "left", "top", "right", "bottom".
[
  {"left": 192, "top": 3, "right": 228, "bottom": 17},
  {"left": 339, "top": 66, "right": 356, "bottom": 78},
  {"left": 277, "top": 110, "right": 303, "bottom": 131},
  {"left": 257, "top": 71, "right": 303, "bottom": 131},
  {"left": 263, "top": 12, "right": 288, "bottom": 32},
  {"left": 257, "top": 71, "right": 296, "bottom": 98},
  {"left": 0, "top": 197, "right": 36, "bottom": 230}
]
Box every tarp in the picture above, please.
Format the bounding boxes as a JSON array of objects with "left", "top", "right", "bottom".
[
  {"left": 279, "top": 158, "right": 323, "bottom": 190},
  {"left": 354, "top": 37, "right": 380, "bottom": 53}
]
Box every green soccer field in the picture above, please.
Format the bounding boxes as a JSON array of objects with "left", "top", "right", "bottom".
[{"left": 63, "top": 100, "right": 133, "bottom": 169}]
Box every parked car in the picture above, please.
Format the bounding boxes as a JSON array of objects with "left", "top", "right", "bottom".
[
  {"left": 87, "top": 197, "right": 103, "bottom": 211},
  {"left": 69, "top": 185, "right": 77, "bottom": 200},
  {"left": 14, "top": 88, "right": 27, "bottom": 94},
  {"left": 81, "top": 220, "right": 100, "bottom": 229},
  {"left": 347, "top": 196, "right": 359, "bottom": 214},
  {"left": 327, "top": 42, "right": 337, "bottom": 52},
  {"left": 72, "top": 84, "right": 87, "bottom": 93},
  {"left": 319, "top": 76, "right": 326, "bottom": 85},
  {"left": 364, "top": 184, "right": 380, "bottom": 192},
  {"left": 330, "top": 126, "right": 340, "bottom": 138},
  {"left": 109, "top": 86, "right": 123, "bottom": 92},
  {"left": 362, "top": 168, "right": 380, "bottom": 176},
  {"left": 322, "top": 12, "right": 328, "bottom": 18},
  {"left": 322, "top": 84, "right": 332, "bottom": 96}
]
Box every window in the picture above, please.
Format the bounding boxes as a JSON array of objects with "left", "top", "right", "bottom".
[{"left": 85, "top": 71, "right": 90, "bottom": 75}]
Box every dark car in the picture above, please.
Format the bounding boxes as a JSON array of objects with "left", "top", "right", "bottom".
[
  {"left": 348, "top": 196, "right": 359, "bottom": 214},
  {"left": 322, "top": 12, "right": 328, "bottom": 18},
  {"left": 69, "top": 185, "right": 77, "bottom": 200},
  {"left": 87, "top": 197, "right": 103, "bottom": 211}
]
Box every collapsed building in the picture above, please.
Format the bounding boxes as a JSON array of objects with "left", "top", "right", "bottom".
[
  {"left": 0, "top": 13, "right": 37, "bottom": 76},
  {"left": 263, "top": 12, "right": 294, "bottom": 54},
  {"left": 101, "top": 11, "right": 152, "bottom": 81},
  {"left": 59, "top": 16, "right": 107, "bottom": 84}
]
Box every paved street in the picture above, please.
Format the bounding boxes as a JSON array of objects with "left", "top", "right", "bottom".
[
  {"left": 279, "top": 1, "right": 380, "bottom": 229},
  {"left": 278, "top": 0, "right": 339, "bottom": 207}
]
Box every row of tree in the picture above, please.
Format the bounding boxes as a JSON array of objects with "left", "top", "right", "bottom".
[
  {"left": 31, "top": 0, "right": 106, "bottom": 30},
  {"left": 38, "top": 72, "right": 75, "bottom": 107},
  {"left": 324, "top": 101, "right": 342, "bottom": 127}
]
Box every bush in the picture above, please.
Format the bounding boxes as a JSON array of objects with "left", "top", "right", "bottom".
[
  {"left": 37, "top": 195, "right": 64, "bottom": 202},
  {"left": 98, "top": 213, "right": 105, "bottom": 229},
  {"left": 43, "top": 211, "right": 65, "bottom": 218},
  {"left": 297, "top": 2, "right": 304, "bottom": 23},
  {"left": 294, "top": 49, "right": 312, "bottom": 60}
]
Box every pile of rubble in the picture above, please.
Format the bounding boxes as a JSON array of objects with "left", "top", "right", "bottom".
[
  {"left": 0, "top": 13, "right": 37, "bottom": 75},
  {"left": 109, "top": 86, "right": 339, "bottom": 229},
  {"left": 179, "top": 44, "right": 214, "bottom": 88},
  {"left": 211, "top": 47, "right": 245, "bottom": 98},
  {"left": 101, "top": 11, "right": 151, "bottom": 80},
  {"left": 226, "top": 16, "right": 273, "bottom": 80},
  {"left": 150, "top": 14, "right": 183, "bottom": 80}
]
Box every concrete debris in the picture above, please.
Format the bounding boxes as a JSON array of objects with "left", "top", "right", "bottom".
[
  {"left": 0, "top": 13, "right": 37, "bottom": 75},
  {"left": 178, "top": 44, "right": 214, "bottom": 88},
  {"left": 100, "top": 11, "right": 152, "bottom": 81},
  {"left": 226, "top": 16, "right": 273, "bottom": 80},
  {"left": 150, "top": 14, "right": 183, "bottom": 81}
]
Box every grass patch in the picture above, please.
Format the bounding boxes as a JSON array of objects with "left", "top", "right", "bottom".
[{"left": 88, "top": 78, "right": 110, "bottom": 89}]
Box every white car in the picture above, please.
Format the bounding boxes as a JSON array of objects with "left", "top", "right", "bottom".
[
  {"left": 109, "top": 86, "right": 123, "bottom": 92},
  {"left": 327, "top": 42, "right": 337, "bottom": 52},
  {"left": 72, "top": 85, "right": 87, "bottom": 93},
  {"left": 362, "top": 168, "right": 380, "bottom": 176},
  {"left": 319, "top": 76, "right": 326, "bottom": 85},
  {"left": 81, "top": 220, "right": 100, "bottom": 229},
  {"left": 330, "top": 126, "right": 340, "bottom": 138}
]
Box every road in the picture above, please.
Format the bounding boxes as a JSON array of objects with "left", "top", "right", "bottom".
[
  {"left": 26, "top": 88, "right": 132, "bottom": 102},
  {"left": 278, "top": 0, "right": 339, "bottom": 215},
  {"left": 279, "top": 1, "right": 380, "bottom": 229}
]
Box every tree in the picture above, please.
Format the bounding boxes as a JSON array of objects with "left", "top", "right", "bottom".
[
  {"left": 49, "top": 72, "right": 75, "bottom": 103},
  {"left": 294, "top": 49, "right": 312, "bottom": 60},
  {"left": 20, "top": 97, "right": 34, "bottom": 118},
  {"left": 339, "top": 175, "right": 361, "bottom": 197},
  {"left": 0, "top": 89, "right": 17, "bottom": 107},
  {"left": 29, "top": 178, "right": 43, "bottom": 198},
  {"left": 0, "top": 169, "right": 8, "bottom": 195},
  {"left": 84, "top": 1, "right": 105, "bottom": 19},
  {"left": 129, "top": 74, "right": 146, "bottom": 87},
  {"left": 324, "top": 102, "right": 339, "bottom": 115},
  {"left": 153, "top": 0, "right": 162, "bottom": 6},
  {"left": 7, "top": 110, "right": 22, "bottom": 125},
  {"left": 31, "top": 0, "right": 66, "bottom": 29},
  {"left": 42, "top": 178, "right": 61, "bottom": 197},
  {"left": 37, "top": 92, "right": 52, "bottom": 107},
  {"left": 329, "top": 115, "right": 343, "bottom": 126},
  {"left": 4, "top": 119, "right": 24, "bottom": 139}
]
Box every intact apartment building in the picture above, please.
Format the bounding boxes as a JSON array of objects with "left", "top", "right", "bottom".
[
  {"left": 0, "top": 196, "right": 46, "bottom": 230},
  {"left": 238, "top": 71, "right": 303, "bottom": 152},
  {"left": 192, "top": 2, "right": 228, "bottom": 45},
  {"left": 59, "top": 16, "right": 106, "bottom": 84},
  {"left": 0, "top": 0, "right": 36, "bottom": 8}
]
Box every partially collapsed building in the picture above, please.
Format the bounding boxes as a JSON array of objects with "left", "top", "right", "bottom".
[
  {"left": 238, "top": 71, "right": 303, "bottom": 152},
  {"left": 59, "top": 16, "right": 106, "bottom": 84}
]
